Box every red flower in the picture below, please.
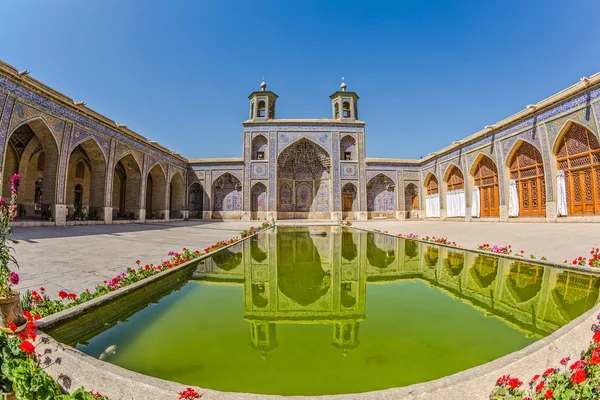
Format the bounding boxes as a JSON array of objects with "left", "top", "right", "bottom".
[
  {"left": 20, "top": 340, "right": 35, "bottom": 355},
  {"left": 530, "top": 374, "right": 540, "bottom": 382},
  {"left": 496, "top": 375, "right": 510, "bottom": 386},
  {"left": 40, "top": 287, "right": 45, "bottom": 292},
  {"left": 543, "top": 368, "right": 554, "bottom": 376},
  {"left": 58, "top": 290, "right": 68, "bottom": 299},
  {"left": 544, "top": 389, "right": 553, "bottom": 399},
  {"left": 508, "top": 377, "right": 522, "bottom": 390},
  {"left": 7, "top": 321, "right": 17, "bottom": 333},
  {"left": 560, "top": 356, "right": 571, "bottom": 365},
  {"left": 594, "top": 331, "right": 600, "bottom": 343},
  {"left": 23, "top": 310, "right": 32, "bottom": 321},
  {"left": 570, "top": 360, "right": 587, "bottom": 370},
  {"left": 571, "top": 369, "right": 586, "bottom": 384},
  {"left": 590, "top": 355, "right": 600, "bottom": 365},
  {"left": 535, "top": 381, "right": 544, "bottom": 393},
  {"left": 179, "top": 387, "right": 201, "bottom": 399},
  {"left": 33, "top": 314, "right": 41, "bottom": 321},
  {"left": 136, "top": 260, "right": 141, "bottom": 265}
]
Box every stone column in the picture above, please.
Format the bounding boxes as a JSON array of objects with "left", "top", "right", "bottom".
[{"left": 54, "top": 122, "right": 73, "bottom": 226}]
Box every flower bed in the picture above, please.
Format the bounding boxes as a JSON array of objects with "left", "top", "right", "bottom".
[
  {"left": 2, "top": 220, "right": 272, "bottom": 399},
  {"left": 491, "top": 315, "right": 600, "bottom": 399}
]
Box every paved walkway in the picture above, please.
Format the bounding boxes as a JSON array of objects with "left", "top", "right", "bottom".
[
  {"left": 352, "top": 220, "right": 600, "bottom": 264},
  {"left": 12, "top": 221, "right": 256, "bottom": 297},
  {"left": 12, "top": 219, "right": 600, "bottom": 299}
]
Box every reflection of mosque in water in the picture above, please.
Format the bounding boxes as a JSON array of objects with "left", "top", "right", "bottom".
[{"left": 192, "top": 227, "right": 600, "bottom": 356}]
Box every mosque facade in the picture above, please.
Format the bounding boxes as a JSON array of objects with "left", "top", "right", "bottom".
[{"left": 0, "top": 59, "right": 599, "bottom": 225}]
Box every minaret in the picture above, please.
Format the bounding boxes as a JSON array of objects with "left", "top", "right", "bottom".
[
  {"left": 330, "top": 77, "right": 359, "bottom": 120},
  {"left": 248, "top": 78, "right": 278, "bottom": 121}
]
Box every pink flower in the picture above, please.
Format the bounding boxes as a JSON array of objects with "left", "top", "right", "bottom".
[
  {"left": 10, "top": 174, "right": 20, "bottom": 194},
  {"left": 9, "top": 272, "right": 19, "bottom": 285}
]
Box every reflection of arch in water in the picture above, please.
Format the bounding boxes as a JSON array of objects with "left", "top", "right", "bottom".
[
  {"left": 404, "top": 239, "right": 419, "bottom": 259},
  {"left": 252, "top": 283, "right": 269, "bottom": 308},
  {"left": 443, "top": 251, "right": 465, "bottom": 277},
  {"left": 211, "top": 248, "right": 242, "bottom": 271},
  {"left": 341, "top": 231, "right": 357, "bottom": 261},
  {"left": 424, "top": 246, "right": 439, "bottom": 268},
  {"left": 366, "top": 232, "right": 395, "bottom": 268},
  {"left": 551, "top": 271, "right": 600, "bottom": 322},
  {"left": 277, "top": 229, "right": 331, "bottom": 306},
  {"left": 470, "top": 255, "right": 499, "bottom": 289},
  {"left": 250, "top": 238, "right": 267, "bottom": 262},
  {"left": 341, "top": 282, "right": 357, "bottom": 308},
  {"left": 506, "top": 262, "right": 544, "bottom": 303}
]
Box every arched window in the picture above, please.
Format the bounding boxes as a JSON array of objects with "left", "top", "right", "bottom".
[
  {"left": 425, "top": 175, "right": 439, "bottom": 195},
  {"left": 342, "top": 183, "right": 357, "bottom": 212},
  {"left": 405, "top": 183, "right": 418, "bottom": 216},
  {"left": 75, "top": 161, "right": 85, "bottom": 179},
  {"left": 343, "top": 101, "right": 351, "bottom": 118},
  {"left": 446, "top": 166, "right": 464, "bottom": 191},
  {"left": 74, "top": 184, "right": 83, "bottom": 209},
  {"left": 509, "top": 142, "right": 546, "bottom": 217},
  {"left": 257, "top": 101, "right": 266, "bottom": 117},
  {"left": 252, "top": 135, "right": 268, "bottom": 160},
  {"left": 340, "top": 135, "right": 356, "bottom": 160},
  {"left": 37, "top": 151, "right": 45, "bottom": 172},
  {"left": 555, "top": 123, "right": 600, "bottom": 215},
  {"left": 472, "top": 156, "right": 499, "bottom": 217},
  {"left": 334, "top": 103, "right": 340, "bottom": 119},
  {"left": 268, "top": 102, "right": 275, "bottom": 119}
]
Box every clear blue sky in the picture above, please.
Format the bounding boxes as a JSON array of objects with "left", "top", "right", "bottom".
[{"left": 2, "top": 1, "right": 599, "bottom": 159}]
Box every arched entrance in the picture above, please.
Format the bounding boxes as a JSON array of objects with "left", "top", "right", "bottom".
[
  {"left": 188, "top": 182, "right": 204, "bottom": 219},
  {"left": 404, "top": 183, "right": 418, "bottom": 219},
  {"left": 212, "top": 173, "right": 242, "bottom": 219},
  {"left": 251, "top": 182, "right": 267, "bottom": 220},
  {"left": 2, "top": 119, "right": 59, "bottom": 220},
  {"left": 66, "top": 140, "right": 106, "bottom": 220},
  {"left": 555, "top": 123, "right": 600, "bottom": 215},
  {"left": 472, "top": 155, "right": 499, "bottom": 217},
  {"left": 112, "top": 154, "right": 142, "bottom": 220},
  {"left": 342, "top": 182, "right": 357, "bottom": 218},
  {"left": 169, "top": 172, "right": 185, "bottom": 219},
  {"left": 424, "top": 174, "right": 440, "bottom": 218},
  {"left": 508, "top": 141, "right": 546, "bottom": 217},
  {"left": 367, "top": 174, "right": 395, "bottom": 219},
  {"left": 277, "top": 139, "right": 331, "bottom": 219},
  {"left": 146, "top": 164, "right": 167, "bottom": 219},
  {"left": 444, "top": 165, "right": 465, "bottom": 217}
]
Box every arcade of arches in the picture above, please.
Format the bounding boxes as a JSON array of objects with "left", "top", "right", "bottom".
[{"left": 1, "top": 63, "right": 600, "bottom": 224}]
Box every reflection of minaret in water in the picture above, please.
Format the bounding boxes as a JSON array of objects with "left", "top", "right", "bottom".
[
  {"left": 249, "top": 321, "right": 278, "bottom": 359},
  {"left": 332, "top": 321, "right": 360, "bottom": 357}
]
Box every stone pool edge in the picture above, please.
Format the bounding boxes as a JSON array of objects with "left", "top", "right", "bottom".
[{"left": 33, "top": 224, "right": 600, "bottom": 399}]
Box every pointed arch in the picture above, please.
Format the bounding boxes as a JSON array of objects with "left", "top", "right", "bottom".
[
  {"left": 443, "top": 163, "right": 465, "bottom": 191},
  {"left": 404, "top": 183, "right": 419, "bottom": 218},
  {"left": 342, "top": 182, "right": 357, "bottom": 212},
  {"left": 3, "top": 117, "right": 60, "bottom": 218},
  {"left": 508, "top": 140, "right": 546, "bottom": 217},
  {"left": 554, "top": 121, "right": 600, "bottom": 215},
  {"left": 146, "top": 163, "right": 167, "bottom": 219},
  {"left": 112, "top": 153, "right": 141, "bottom": 219},
  {"left": 212, "top": 172, "right": 242, "bottom": 213},
  {"left": 252, "top": 135, "right": 268, "bottom": 160},
  {"left": 424, "top": 172, "right": 439, "bottom": 195},
  {"left": 188, "top": 182, "right": 204, "bottom": 219},
  {"left": 278, "top": 136, "right": 332, "bottom": 159},
  {"left": 366, "top": 173, "right": 395, "bottom": 213},
  {"left": 169, "top": 171, "right": 185, "bottom": 219},
  {"left": 251, "top": 182, "right": 268, "bottom": 213},
  {"left": 471, "top": 154, "right": 499, "bottom": 217},
  {"left": 65, "top": 138, "right": 107, "bottom": 220},
  {"left": 444, "top": 164, "right": 466, "bottom": 217},
  {"left": 340, "top": 135, "right": 356, "bottom": 160}
]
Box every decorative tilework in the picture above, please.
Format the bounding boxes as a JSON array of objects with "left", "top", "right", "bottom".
[
  {"left": 593, "top": 101, "right": 600, "bottom": 136},
  {"left": 545, "top": 107, "right": 598, "bottom": 148},
  {"left": 56, "top": 122, "right": 73, "bottom": 204},
  {"left": 537, "top": 123, "right": 554, "bottom": 202},
  {"left": 332, "top": 130, "right": 340, "bottom": 211},
  {"left": 211, "top": 169, "right": 243, "bottom": 184},
  {"left": 251, "top": 162, "right": 268, "bottom": 179},
  {"left": 114, "top": 141, "right": 144, "bottom": 171},
  {"left": 0, "top": 77, "right": 186, "bottom": 168},
  {"left": 366, "top": 170, "right": 396, "bottom": 183},
  {"left": 403, "top": 170, "right": 419, "bottom": 180},
  {"left": 8, "top": 102, "right": 64, "bottom": 148},
  {"left": 269, "top": 131, "right": 277, "bottom": 209},
  {"left": 105, "top": 139, "right": 116, "bottom": 207},
  {"left": 70, "top": 125, "right": 110, "bottom": 162},
  {"left": 247, "top": 124, "right": 364, "bottom": 133},
  {"left": 494, "top": 142, "right": 506, "bottom": 205},
  {"left": 243, "top": 132, "right": 251, "bottom": 211},
  {"left": 195, "top": 170, "right": 205, "bottom": 179},
  {"left": 0, "top": 97, "right": 15, "bottom": 182},
  {"left": 278, "top": 132, "right": 331, "bottom": 155},
  {"left": 341, "top": 163, "right": 358, "bottom": 179},
  {"left": 500, "top": 128, "right": 540, "bottom": 164},
  {"left": 315, "top": 181, "right": 330, "bottom": 212}
]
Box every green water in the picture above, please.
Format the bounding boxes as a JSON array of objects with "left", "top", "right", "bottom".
[{"left": 53, "top": 227, "right": 600, "bottom": 395}]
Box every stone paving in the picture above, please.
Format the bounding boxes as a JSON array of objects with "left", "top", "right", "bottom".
[
  {"left": 352, "top": 220, "right": 600, "bottom": 265},
  {"left": 12, "top": 220, "right": 256, "bottom": 297},
  {"left": 12, "top": 219, "right": 600, "bottom": 299}
]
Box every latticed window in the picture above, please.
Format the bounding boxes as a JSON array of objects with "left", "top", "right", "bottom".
[
  {"left": 473, "top": 156, "right": 499, "bottom": 217},
  {"left": 425, "top": 175, "right": 439, "bottom": 195},
  {"left": 555, "top": 123, "right": 600, "bottom": 215},
  {"left": 509, "top": 141, "right": 546, "bottom": 217},
  {"left": 446, "top": 166, "right": 464, "bottom": 191}
]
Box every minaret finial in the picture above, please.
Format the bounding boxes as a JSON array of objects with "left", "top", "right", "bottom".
[
  {"left": 260, "top": 77, "right": 267, "bottom": 91},
  {"left": 341, "top": 77, "right": 347, "bottom": 92}
]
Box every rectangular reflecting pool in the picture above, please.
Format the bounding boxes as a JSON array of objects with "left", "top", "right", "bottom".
[{"left": 46, "top": 226, "right": 600, "bottom": 395}]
